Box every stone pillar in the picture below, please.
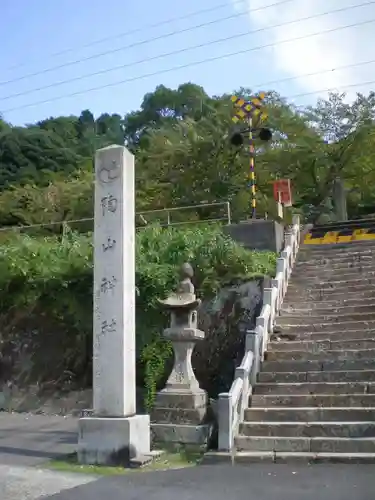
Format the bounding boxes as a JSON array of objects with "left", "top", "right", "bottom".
[
  {"left": 333, "top": 177, "right": 348, "bottom": 222},
  {"left": 78, "top": 145, "right": 150, "bottom": 465},
  {"left": 151, "top": 264, "right": 211, "bottom": 449}
]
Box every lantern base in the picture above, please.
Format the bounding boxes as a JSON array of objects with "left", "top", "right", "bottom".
[{"left": 151, "top": 389, "right": 212, "bottom": 449}]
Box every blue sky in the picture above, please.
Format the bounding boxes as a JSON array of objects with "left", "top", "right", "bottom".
[{"left": 1, "top": 0, "right": 374, "bottom": 125}]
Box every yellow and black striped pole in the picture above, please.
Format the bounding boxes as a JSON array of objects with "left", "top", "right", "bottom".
[
  {"left": 230, "top": 92, "right": 267, "bottom": 219},
  {"left": 248, "top": 115, "right": 256, "bottom": 218}
]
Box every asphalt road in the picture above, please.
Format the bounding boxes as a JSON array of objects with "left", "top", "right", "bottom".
[
  {"left": 0, "top": 412, "right": 76, "bottom": 466},
  {"left": 0, "top": 412, "right": 374, "bottom": 500},
  {"left": 47, "top": 463, "right": 375, "bottom": 500},
  {"left": 0, "top": 464, "right": 96, "bottom": 500},
  {"left": 0, "top": 412, "right": 93, "bottom": 499}
]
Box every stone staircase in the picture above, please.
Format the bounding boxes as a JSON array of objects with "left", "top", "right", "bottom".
[{"left": 235, "top": 240, "right": 375, "bottom": 463}]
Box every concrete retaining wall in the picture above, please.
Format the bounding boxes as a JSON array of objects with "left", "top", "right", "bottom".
[{"left": 224, "top": 220, "right": 284, "bottom": 253}]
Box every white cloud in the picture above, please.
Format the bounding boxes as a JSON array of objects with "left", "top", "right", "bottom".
[{"left": 232, "top": 0, "right": 375, "bottom": 100}]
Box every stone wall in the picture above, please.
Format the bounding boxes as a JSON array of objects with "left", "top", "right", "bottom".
[{"left": 194, "top": 277, "right": 269, "bottom": 398}]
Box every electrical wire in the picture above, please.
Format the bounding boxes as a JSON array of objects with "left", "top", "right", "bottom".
[
  {"left": 3, "top": 0, "right": 267, "bottom": 72},
  {"left": 288, "top": 78, "right": 375, "bottom": 101},
  {"left": 1, "top": 1, "right": 373, "bottom": 103},
  {"left": 2, "top": 17, "right": 374, "bottom": 114},
  {"left": 1, "top": 0, "right": 373, "bottom": 89},
  {"left": 0, "top": 0, "right": 293, "bottom": 87},
  {"left": 254, "top": 59, "right": 375, "bottom": 90}
]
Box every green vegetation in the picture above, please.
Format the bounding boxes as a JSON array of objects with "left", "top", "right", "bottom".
[
  {"left": 47, "top": 449, "right": 202, "bottom": 475},
  {"left": 1, "top": 85, "right": 375, "bottom": 227}
]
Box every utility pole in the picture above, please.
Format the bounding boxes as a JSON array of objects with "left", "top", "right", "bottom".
[{"left": 230, "top": 92, "right": 271, "bottom": 219}]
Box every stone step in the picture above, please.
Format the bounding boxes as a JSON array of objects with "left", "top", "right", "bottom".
[
  {"left": 262, "top": 357, "right": 375, "bottom": 373},
  {"left": 277, "top": 311, "right": 375, "bottom": 326},
  {"left": 235, "top": 435, "right": 375, "bottom": 453},
  {"left": 287, "top": 277, "right": 375, "bottom": 292},
  {"left": 268, "top": 338, "right": 375, "bottom": 352},
  {"left": 296, "top": 254, "right": 375, "bottom": 268},
  {"left": 280, "top": 303, "right": 375, "bottom": 316},
  {"left": 291, "top": 270, "right": 375, "bottom": 284},
  {"left": 302, "top": 236, "right": 375, "bottom": 246},
  {"left": 244, "top": 406, "right": 375, "bottom": 422},
  {"left": 300, "top": 240, "right": 374, "bottom": 250},
  {"left": 239, "top": 421, "right": 375, "bottom": 438},
  {"left": 266, "top": 348, "right": 375, "bottom": 362},
  {"left": 278, "top": 320, "right": 375, "bottom": 334},
  {"left": 294, "top": 329, "right": 375, "bottom": 342},
  {"left": 204, "top": 450, "right": 375, "bottom": 464},
  {"left": 297, "top": 252, "right": 375, "bottom": 264},
  {"left": 297, "top": 254, "right": 375, "bottom": 266},
  {"left": 258, "top": 369, "right": 375, "bottom": 384},
  {"left": 299, "top": 243, "right": 375, "bottom": 256},
  {"left": 285, "top": 287, "right": 375, "bottom": 302},
  {"left": 251, "top": 393, "right": 375, "bottom": 407},
  {"left": 291, "top": 273, "right": 375, "bottom": 286},
  {"left": 255, "top": 382, "right": 374, "bottom": 395},
  {"left": 283, "top": 297, "right": 375, "bottom": 311},
  {"left": 293, "top": 262, "right": 375, "bottom": 275}
]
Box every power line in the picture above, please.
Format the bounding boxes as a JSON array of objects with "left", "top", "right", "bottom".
[
  {"left": 1, "top": 1, "right": 373, "bottom": 103},
  {"left": 255, "top": 59, "right": 375, "bottom": 90},
  {"left": 0, "top": 0, "right": 293, "bottom": 87},
  {"left": 290, "top": 78, "right": 375, "bottom": 100},
  {"left": 2, "top": 17, "right": 374, "bottom": 115},
  {"left": 3, "top": 0, "right": 253, "bottom": 73}
]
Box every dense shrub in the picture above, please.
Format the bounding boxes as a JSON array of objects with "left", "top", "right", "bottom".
[{"left": 0, "top": 224, "right": 276, "bottom": 408}]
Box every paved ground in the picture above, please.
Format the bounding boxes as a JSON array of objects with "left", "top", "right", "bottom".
[
  {"left": 0, "top": 412, "right": 76, "bottom": 466},
  {"left": 0, "top": 412, "right": 93, "bottom": 499},
  {"left": 0, "top": 412, "right": 375, "bottom": 500},
  {"left": 0, "top": 464, "right": 96, "bottom": 500},
  {"left": 47, "top": 463, "right": 375, "bottom": 500}
]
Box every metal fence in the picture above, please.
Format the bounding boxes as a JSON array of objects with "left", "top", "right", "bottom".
[
  {"left": 0, "top": 201, "right": 232, "bottom": 235},
  {"left": 136, "top": 201, "right": 231, "bottom": 228}
]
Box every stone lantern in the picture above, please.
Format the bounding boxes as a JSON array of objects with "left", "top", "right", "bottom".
[{"left": 151, "top": 263, "right": 211, "bottom": 449}]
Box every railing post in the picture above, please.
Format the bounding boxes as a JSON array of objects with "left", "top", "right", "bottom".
[
  {"left": 292, "top": 215, "right": 301, "bottom": 246},
  {"left": 292, "top": 214, "right": 300, "bottom": 226},
  {"left": 287, "top": 235, "right": 294, "bottom": 267},
  {"left": 263, "top": 288, "right": 274, "bottom": 332},
  {"left": 246, "top": 331, "right": 261, "bottom": 386},
  {"left": 218, "top": 393, "right": 233, "bottom": 452},
  {"left": 234, "top": 367, "right": 248, "bottom": 422},
  {"left": 284, "top": 232, "right": 293, "bottom": 248},
  {"left": 256, "top": 316, "right": 268, "bottom": 359},
  {"left": 276, "top": 257, "right": 287, "bottom": 299},
  {"left": 276, "top": 257, "right": 285, "bottom": 275},
  {"left": 271, "top": 278, "right": 280, "bottom": 314}
]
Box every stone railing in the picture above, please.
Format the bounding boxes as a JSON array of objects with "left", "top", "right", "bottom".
[{"left": 218, "top": 215, "right": 301, "bottom": 452}]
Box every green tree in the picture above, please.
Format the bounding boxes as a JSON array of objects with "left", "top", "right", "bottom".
[
  {"left": 0, "top": 126, "right": 82, "bottom": 189},
  {"left": 0, "top": 85, "right": 374, "bottom": 225}
]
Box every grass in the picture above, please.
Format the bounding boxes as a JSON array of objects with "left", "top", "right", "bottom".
[{"left": 46, "top": 449, "right": 203, "bottom": 476}]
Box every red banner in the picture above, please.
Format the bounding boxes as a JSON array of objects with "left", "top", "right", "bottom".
[{"left": 273, "top": 179, "right": 292, "bottom": 207}]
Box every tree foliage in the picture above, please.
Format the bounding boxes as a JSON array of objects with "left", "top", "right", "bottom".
[{"left": 1, "top": 84, "right": 374, "bottom": 224}]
